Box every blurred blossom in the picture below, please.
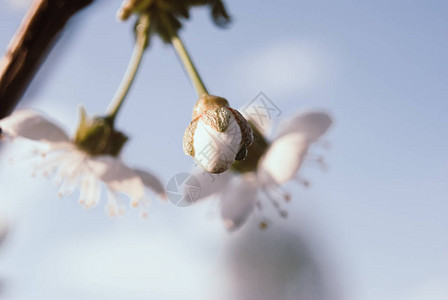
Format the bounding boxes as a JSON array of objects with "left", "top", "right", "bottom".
[
  {"left": 224, "top": 224, "right": 336, "bottom": 300},
  {"left": 0, "top": 110, "right": 165, "bottom": 216},
  {"left": 188, "top": 110, "right": 332, "bottom": 231}
]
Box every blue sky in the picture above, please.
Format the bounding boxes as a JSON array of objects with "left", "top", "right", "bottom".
[{"left": 0, "top": 0, "right": 447, "bottom": 299}]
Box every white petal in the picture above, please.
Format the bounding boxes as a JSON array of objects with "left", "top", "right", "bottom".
[
  {"left": 82, "top": 174, "right": 102, "bottom": 209},
  {"left": 0, "top": 110, "right": 69, "bottom": 143},
  {"left": 258, "top": 133, "right": 309, "bottom": 186},
  {"left": 105, "top": 190, "right": 122, "bottom": 217},
  {"left": 193, "top": 115, "right": 242, "bottom": 173},
  {"left": 134, "top": 169, "right": 166, "bottom": 198},
  {"left": 258, "top": 111, "right": 332, "bottom": 185},
  {"left": 220, "top": 174, "right": 258, "bottom": 231},
  {"left": 240, "top": 107, "right": 273, "bottom": 136},
  {"left": 276, "top": 110, "right": 332, "bottom": 142},
  {"left": 87, "top": 156, "right": 145, "bottom": 201},
  {"left": 53, "top": 151, "right": 84, "bottom": 196},
  {"left": 183, "top": 167, "right": 232, "bottom": 202}
]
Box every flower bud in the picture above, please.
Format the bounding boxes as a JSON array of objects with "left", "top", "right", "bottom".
[{"left": 183, "top": 95, "right": 253, "bottom": 174}]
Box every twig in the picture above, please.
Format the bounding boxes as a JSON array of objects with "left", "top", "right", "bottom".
[{"left": 0, "top": 0, "right": 96, "bottom": 118}]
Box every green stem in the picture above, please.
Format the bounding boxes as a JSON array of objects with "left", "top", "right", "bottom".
[
  {"left": 107, "top": 14, "right": 150, "bottom": 122},
  {"left": 161, "top": 16, "right": 208, "bottom": 97},
  {"left": 171, "top": 35, "right": 208, "bottom": 97}
]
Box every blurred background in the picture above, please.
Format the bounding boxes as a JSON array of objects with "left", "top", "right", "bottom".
[{"left": 0, "top": 0, "right": 447, "bottom": 299}]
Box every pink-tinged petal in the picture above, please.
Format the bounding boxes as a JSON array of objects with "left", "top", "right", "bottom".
[
  {"left": 183, "top": 166, "right": 232, "bottom": 203},
  {"left": 258, "top": 133, "right": 310, "bottom": 186},
  {"left": 220, "top": 174, "right": 258, "bottom": 231},
  {"left": 276, "top": 110, "right": 332, "bottom": 142},
  {"left": 87, "top": 156, "right": 145, "bottom": 201},
  {"left": 0, "top": 110, "right": 69, "bottom": 143},
  {"left": 134, "top": 169, "right": 166, "bottom": 199}
]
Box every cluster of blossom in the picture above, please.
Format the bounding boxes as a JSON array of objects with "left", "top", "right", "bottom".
[
  {"left": 185, "top": 109, "right": 332, "bottom": 230},
  {"left": 0, "top": 0, "right": 332, "bottom": 231}
]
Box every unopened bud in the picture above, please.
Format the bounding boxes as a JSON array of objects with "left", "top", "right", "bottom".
[{"left": 183, "top": 95, "right": 253, "bottom": 174}]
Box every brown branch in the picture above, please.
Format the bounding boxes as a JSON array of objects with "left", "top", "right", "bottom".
[{"left": 0, "top": 0, "right": 96, "bottom": 119}]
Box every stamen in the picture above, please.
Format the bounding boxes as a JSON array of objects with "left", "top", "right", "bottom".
[
  {"left": 106, "top": 190, "right": 119, "bottom": 217},
  {"left": 57, "top": 171, "right": 81, "bottom": 198},
  {"left": 306, "top": 154, "right": 328, "bottom": 171},
  {"left": 269, "top": 185, "right": 291, "bottom": 203},
  {"left": 259, "top": 220, "right": 269, "bottom": 230},
  {"left": 140, "top": 211, "right": 148, "bottom": 219},
  {"left": 131, "top": 199, "right": 139, "bottom": 208},
  {"left": 105, "top": 191, "right": 130, "bottom": 217},
  {"left": 8, "top": 148, "right": 40, "bottom": 165},
  {"left": 107, "top": 204, "right": 117, "bottom": 217},
  {"left": 34, "top": 151, "right": 68, "bottom": 178},
  {"left": 252, "top": 200, "right": 271, "bottom": 230},
  {"left": 85, "top": 178, "right": 101, "bottom": 209},
  {"left": 79, "top": 176, "right": 91, "bottom": 208},
  {"left": 53, "top": 154, "right": 84, "bottom": 188},
  {"left": 294, "top": 176, "right": 310, "bottom": 188},
  {"left": 262, "top": 187, "right": 290, "bottom": 219},
  {"left": 315, "top": 139, "right": 331, "bottom": 150},
  {"left": 263, "top": 187, "right": 281, "bottom": 209},
  {"left": 317, "top": 156, "right": 328, "bottom": 171}
]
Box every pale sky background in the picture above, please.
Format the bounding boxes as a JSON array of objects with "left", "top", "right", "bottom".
[{"left": 0, "top": 0, "right": 448, "bottom": 299}]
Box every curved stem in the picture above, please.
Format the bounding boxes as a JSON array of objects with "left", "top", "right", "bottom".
[
  {"left": 161, "top": 16, "right": 208, "bottom": 97},
  {"left": 107, "top": 14, "right": 150, "bottom": 122},
  {"left": 171, "top": 35, "right": 208, "bottom": 97}
]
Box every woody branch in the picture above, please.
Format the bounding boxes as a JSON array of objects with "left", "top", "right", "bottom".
[{"left": 0, "top": 0, "right": 96, "bottom": 118}]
